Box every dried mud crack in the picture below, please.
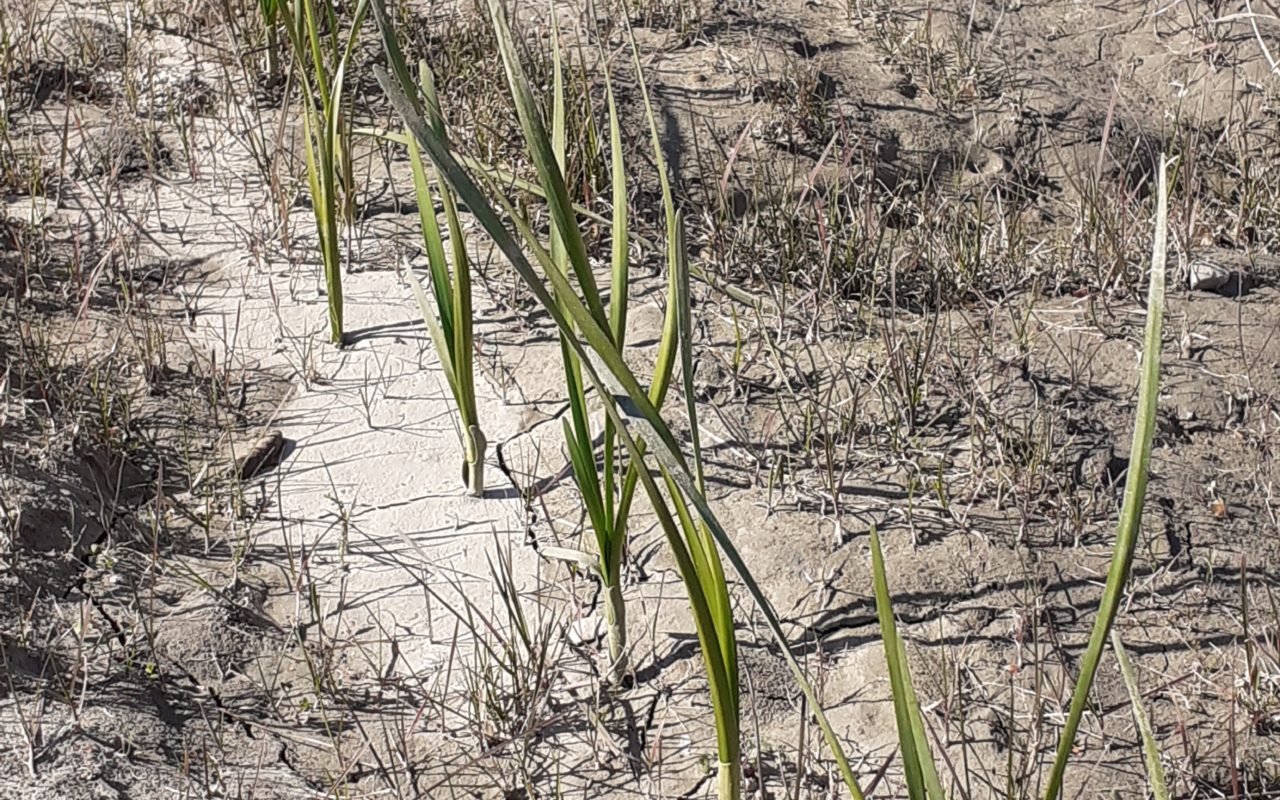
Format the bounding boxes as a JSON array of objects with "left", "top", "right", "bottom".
[{"left": 4, "top": 0, "right": 1280, "bottom": 798}]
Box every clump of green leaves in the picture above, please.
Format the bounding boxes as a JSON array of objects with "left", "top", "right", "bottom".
[
  {"left": 278, "top": 0, "right": 365, "bottom": 345},
  {"left": 402, "top": 60, "right": 486, "bottom": 495},
  {"left": 370, "top": 1, "right": 868, "bottom": 796}
]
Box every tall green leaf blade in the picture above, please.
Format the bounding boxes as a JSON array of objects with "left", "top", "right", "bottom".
[
  {"left": 484, "top": 0, "right": 606, "bottom": 328},
  {"left": 368, "top": 0, "right": 417, "bottom": 112},
  {"left": 407, "top": 272, "right": 459, "bottom": 400},
  {"left": 673, "top": 214, "right": 736, "bottom": 709},
  {"left": 419, "top": 62, "right": 478, "bottom": 429},
  {"left": 563, "top": 418, "right": 611, "bottom": 558},
  {"left": 550, "top": 10, "right": 568, "bottom": 273},
  {"left": 406, "top": 131, "right": 455, "bottom": 341},
  {"left": 660, "top": 462, "right": 739, "bottom": 781},
  {"left": 897, "top": 637, "right": 945, "bottom": 799},
  {"left": 604, "top": 64, "right": 629, "bottom": 349},
  {"left": 1043, "top": 155, "right": 1171, "bottom": 800},
  {"left": 601, "top": 60, "right": 628, "bottom": 535}
]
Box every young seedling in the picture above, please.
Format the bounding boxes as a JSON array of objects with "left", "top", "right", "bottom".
[
  {"left": 535, "top": 16, "right": 682, "bottom": 686},
  {"left": 277, "top": 0, "right": 366, "bottom": 345},
  {"left": 545, "top": 42, "right": 637, "bottom": 679},
  {"left": 664, "top": 213, "right": 741, "bottom": 797},
  {"left": 862, "top": 149, "right": 1169, "bottom": 800},
  {"left": 402, "top": 61, "right": 486, "bottom": 495}
]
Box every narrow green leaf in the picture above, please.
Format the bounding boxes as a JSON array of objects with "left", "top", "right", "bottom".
[
  {"left": 673, "top": 215, "right": 737, "bottom": 709},
  {"left": 419, "top": 63, "right": 478, "bottom": 430},
  {"left": 406, "top": 129, "right": 455, "bottom": 341},
  {"left": 601, "top": 59, "right": 629, "bottom": 535},
  {"left": 656, "top": 468, "right": 737, "bottom": 772},
  {"left": 1111, "top": 629, "right": 1170, "bottom": 800},
  {"left": 1043, "top": 155, "right": 1171, "bottom": 800},
  {"left": 604, "top": 65, "right": 629, "bottom": 347},
  {"left": 485, "top": 0, "right": 606, "bottom": 329},
  {"left": 870, "top": 527, "right": 928, "bottom": 799},
  {"left": 407, "top": 271, "right": 457, "bottom": 393},
  {"left": 563, "top": 418, "right": 611, "bottom": 558},
  {"left": 897, "top": 638, "right": 945, "bottom": 799}
]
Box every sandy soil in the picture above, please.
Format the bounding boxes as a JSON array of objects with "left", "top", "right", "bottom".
[{"left": 2, "top": 0, "right": 1278, "bottom": 798}]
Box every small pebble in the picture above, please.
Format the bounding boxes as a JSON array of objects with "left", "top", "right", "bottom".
[{"left": 1188, "top": 258, "right": 1232, "bottom": 292}]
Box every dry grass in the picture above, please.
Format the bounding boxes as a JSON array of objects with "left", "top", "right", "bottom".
[{"left": 1, "top": 0, "right": 1278, "bottom": 797}]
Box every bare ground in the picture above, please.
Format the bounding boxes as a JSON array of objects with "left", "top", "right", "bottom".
[{"left": 1, "top": 0, "right": 1278, "bottom": 798}]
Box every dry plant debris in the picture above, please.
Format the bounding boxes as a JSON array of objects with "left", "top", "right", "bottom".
[{"left": 1, "top": 0, "right": 1278, "bottom": 798}]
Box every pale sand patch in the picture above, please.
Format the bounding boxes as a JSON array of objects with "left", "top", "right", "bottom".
[{"left": 190, "top": 251, "right": 538, "bottom": 680}]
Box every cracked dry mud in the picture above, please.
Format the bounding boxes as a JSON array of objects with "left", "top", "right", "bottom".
[{"left": 2, "top": 0, "right": 1279, "bottom": 798}]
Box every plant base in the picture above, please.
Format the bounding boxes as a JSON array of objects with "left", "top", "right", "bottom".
[
  {"left": 717, "top": 759, "right": 741, "bottom": 800},
  {"left": 604, "top": 579, "right": 627, "bottom": 685},
  {"left": 463, "top": 424, "right": 487, "bottom": 497}
]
